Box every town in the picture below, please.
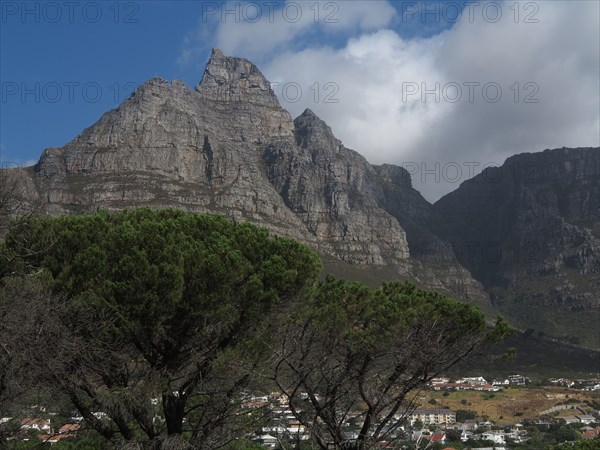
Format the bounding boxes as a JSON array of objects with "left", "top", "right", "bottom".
[{"left": 3, "top": 374, "right": 599, "bottom": 449}]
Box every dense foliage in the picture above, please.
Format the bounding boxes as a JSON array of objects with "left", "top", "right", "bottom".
[
  {"left": 0, "top": 208, "right": 511, "bottom": 449},
  {"left": 550, "top": 440, "right": 600, "bottom": 450},
  {"left": 1, "top": 209, "right": 321, "bottom": 447}
]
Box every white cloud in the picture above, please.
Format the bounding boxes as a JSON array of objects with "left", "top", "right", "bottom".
[
  {"left": 184, "top": 0, "right": 600, "bottom": 201},
  {"left": 264, "top": 30, "right": 451, "bottom": 162},
  {"left": 179, "top": 1, "right": 397, "bottom": 62}
]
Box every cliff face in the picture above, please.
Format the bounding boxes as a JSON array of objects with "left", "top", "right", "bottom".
[
  {"left": 4, "top": 49, "right": 488, "bottom": 304},
  {"left": 433, "top": 148, "right": 600, "bottom": 345},
  {"left": 265, "top": 109, "right": 409, "bottom": 266},
  {"left": 5, "top": 49, "right": 598, "bottom": 345}
]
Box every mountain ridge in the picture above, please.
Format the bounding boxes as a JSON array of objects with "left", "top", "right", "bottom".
[
  {"left": 2, "top": 49, "right": 598, "bottom": 347},
  {"left": 432, "top": 146, "right": 600, "bottom": 346}
]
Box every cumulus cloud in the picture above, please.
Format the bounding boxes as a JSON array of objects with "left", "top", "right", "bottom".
[
  {"left": 263, "top": 30, "right": 451, "bottom": 162},
  {"left": 183, "top": 0, "right": 600, "bottom": 201},
  {"left": 179, "top": 1, "right": 397, "bottom": 65}
]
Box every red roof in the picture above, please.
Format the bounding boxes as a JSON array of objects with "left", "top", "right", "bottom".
[
  {"left": 59, "top": 423, "right": 80, "bottom": 433},
  {"left": 582, "top": 426, "right": 600, "bottom": 440},
  {"left": 428, "top": 432, "right": 446, "bottom": 442}
]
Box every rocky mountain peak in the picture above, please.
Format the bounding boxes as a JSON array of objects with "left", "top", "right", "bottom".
[
  {"left": 62, "top": 77, "right": 198, "bottom": 151},
  {"left": 195, "top": 48, "right": 280, "bottom": 107},
  {"left": 294, "top": 108, "right": 342, "bottom": 151},
  {"left": 298, "top": 108, "right": 318, "bottom": 119},
  {"left": 374, "top": 164, "right": 413, "bottom": 189}
]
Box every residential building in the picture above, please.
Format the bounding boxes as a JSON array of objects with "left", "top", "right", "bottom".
[
  {"left": 461, "top": 419, "right": 478, "bottom": 431},
  {"left": 508, "top": 374, "right": 527, "bottom": 385},
  {"left": 582, "top": 426, "right": 600, "bottom": 440},
  {"left": 410, "top": 409, "right": 456, "bottom": 425},
  {"left": 563, "top": 416, "right": 580, "bottom": 424},
  {"left": 481, "top": 431, "right": 506, "bottom": 444},
  {"left": 550, "top": 378, "right": 575, "bottom": 388},
  {"left": 457, "top": 377, "right": 488, "bottom": 385},
  {"left": 427, "top": 432, "right": 446, "bottom": 444},
  {"left": 461, "top": 430, "right": 474, "bottom": 441},
  {"left": 576, "top": 415, "right": 596, "bottom": 424},
  {"left": 254, "top": 434, "right": 278, "bottom": 448},
  {"left": 20, "top": 418, "right": 51, "bottom": 433},
  {"left": 430, "top": 377, "right": 450, "bottom": 384},
  {"left": 58, "top": 424, "right": 80, "bottom": 434}
]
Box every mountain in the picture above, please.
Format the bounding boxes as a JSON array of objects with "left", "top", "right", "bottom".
[
  {"left": 433, "top": 148, "right": 600, "bottom": 346},
  {"left": 2, "top": 49, "right": 599, "bottom": 348},
  {"left": 3, "top": 49, "right": 486, "bottom": 306}
]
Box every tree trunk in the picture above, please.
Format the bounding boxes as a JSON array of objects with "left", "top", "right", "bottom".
[
  {"left": 357, "top": 413, "right": 373, "bottom": 450},
  {"left": 163, "top": 392, "right": 185, "bottom": 435}
]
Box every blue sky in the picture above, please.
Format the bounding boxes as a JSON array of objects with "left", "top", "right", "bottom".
[
  {"left": 1, "top": 2, "right": 201, "bottom": 164},
  {"left": 1, "top": 1, "right": 598, "bottom": 200}
]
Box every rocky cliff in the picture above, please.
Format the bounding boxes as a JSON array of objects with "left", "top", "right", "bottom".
[
  {"left": 3, "top": 50, "right": 598, "bottom": 346},
  {"left": 433, "top": 148, "right": 600, "bottom": 346},
  {"left": 2, "top": 49, "right": 488, "bottom": 306}
]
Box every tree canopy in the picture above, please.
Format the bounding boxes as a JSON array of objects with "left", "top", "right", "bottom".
[
  {"left": 1, "top": 208, "right": 322, "bottom": 448},
  {"left": 272, "top": 275, "right": 511, "bottom": 449},
  {"left": 0, "top": 208, "right": 511, "bottom": 449}
]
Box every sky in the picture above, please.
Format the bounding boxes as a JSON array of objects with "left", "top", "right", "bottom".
[{"left": 1, "top": 0, "right": 599, "bottom": 201}]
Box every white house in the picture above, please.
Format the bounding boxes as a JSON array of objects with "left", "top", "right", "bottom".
[
  {"left": 287, "top": 423, "right": 308, "bottom": 436},
  {"left": 461, "top": 430, "right": 474, "bottom": 441},
  {"left": 457, "top": 377, "right": 488, "bottom": 385},
  {"left": 410, "top": 409, "right": 456, "bottom": 425},
  {"left": 577, "top": 415, "right": 596, "bottom": 424},
  {"left": 481, "top": 431, "right": 506, "bottom": 444},
  {"left": 255, "top": 434, "right": 278, "bottom": 448},
  {"left": 262, "top": 426, "right": 286, "bottom": 434},
  {"left": 268, "top": 392, "right": 289, "bottom": 405},
  {"left": 508, "top": 375, "right": 527, "bottom": 385}
]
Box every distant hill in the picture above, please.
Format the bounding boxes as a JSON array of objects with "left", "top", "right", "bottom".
[{"left": 433, "top": 148, "right": 600, "bottom": 347}]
